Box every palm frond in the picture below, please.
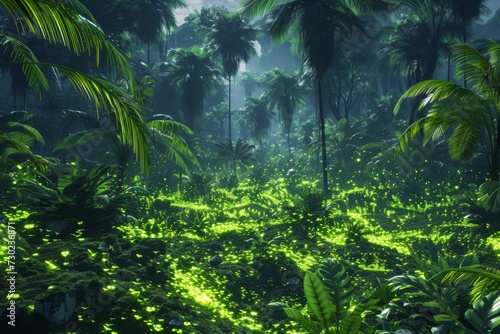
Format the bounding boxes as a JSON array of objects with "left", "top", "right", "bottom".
[
  {"left": 52, "top": 130, "right": 104, "bottom": 153},
  {"left": 2, "top": 0, "right": 138, "bottom": 92},
  {"left": 393, "top": 80, "right": 483, "bottom": 115},
  {"left": 477, "top": 181, "right": 500, "bottom": 212},
  {"left": 5, "top": 124, "right": 44, "bottom": 144},
  {"left": 442, "top": 265, "right": 500, "bottom": 303},
  {"left": 448, "top": 123, "right": 484, "bottom": 163},
  {"left": 0, "top": 135, "right": 32, "bottom": 153},
  {"left": 52, "top": 64, "right": 151, "bottom": 174},
  {"left": 61, "top": 110, "right": 108, "bottom": 131},
  {"left": 0, "top": 35, "right": 48, "bottom": 95},
  {"left": 0, "top": 111, "right": 34, "bottom": 126},
  {"left": 238, "top": 0, "right": 283, "bottom": 17}
]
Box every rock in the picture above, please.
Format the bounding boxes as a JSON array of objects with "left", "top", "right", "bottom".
[
  {"left": 209, "top": 255, "right": 222, "bottom": 268},
  {"left": 34, "top": 290, "right": 76, "bottom": 325}
]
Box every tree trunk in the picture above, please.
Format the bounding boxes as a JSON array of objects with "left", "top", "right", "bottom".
[
  {"left": 147, "top": 42, "right": 150, "bottom": 74},
  {"left": 287, "top": 131, "right": 291, "bottom": 159},
  {"left": 228, "top": 77, "right": 232, "bottom": 140},
  {"left": 492, "top": 115, "right": 500, "bottom": 181},
  {"left": 318, "top": 80, "right": 329, "bottom": 195}
]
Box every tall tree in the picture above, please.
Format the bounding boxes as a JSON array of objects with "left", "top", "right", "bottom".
[
  {"left": 240, "top": 0, "right": 384, "bottom": 194},
  {"left": 384, "top": 0, "right": 457, "bottom": 124},
  {"left": 448, "top": 0, "right": 489, "bottom": 44},
  {"left": 239, "top": 95, "right": 274, "bottom": 147},
  {"left": 263, "top": 68, "right": 307, "bottom": 157},
  {"left": 237, "top": 71, "right": 262, "bottom": 97},
  {"left": 133, "top": 0, "right": 185, "bottom": 72},
  {"left": 164, "top": 47, "right": 221, "bottom": 132},
  {"left": 207, "top": 12, "right": 259, "bottom": 140},
  {"left": 447, "top": 0, "right": 490, "bottom": 87},
  {"left": 0, "top": 0, "right": 152, "bottom": 174}
]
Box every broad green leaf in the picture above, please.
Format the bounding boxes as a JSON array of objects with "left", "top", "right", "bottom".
[{"left": 304, "top": 271, "right": 333, "bottom": 324}]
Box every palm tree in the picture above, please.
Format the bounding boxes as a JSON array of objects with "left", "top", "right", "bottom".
[
  {"left": 263, "top": 68, "right": 307, "bottom": 157},
  {"left": 448, "top": 0, "right": 490, "bottom": 87},
  {"left": 207, "top": 12, "right": 259, "bottom": 140},
  {"left": 382, "top": 0, "right": 457, "bottom": 124},
  {"left": 449, "top": 0, "right": 489, "bottom": 44},
  {"left": 394, "top": 39, "right": 500, "bottom": 214},
  {"left": 164, "top": 47, "right": 222, "bottom": 132},
  {"left": 0, "top": 0, "right": 151, "bottom": 174},
  {"left": 394, "top": 40, "right": 500, "bottom": 180},
  {"left": 239, "top": 95, "right": 274, "bottom": 147},
  {"left": 239, "top": 0, "right": 383, "bottom": 194},
  {"left": 133, "top": 0, "right": 185, "bottom": 72},
  {"left": 216, "top": 137, "right": 256, "bottom": 181},
  {"left": 237, "top": 71, "right": 262, "bottom": 97}
]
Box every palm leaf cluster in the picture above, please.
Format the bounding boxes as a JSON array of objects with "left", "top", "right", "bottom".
[
  {"left": 164, "top": 47, "right": 222, "bottom": 131},
  {"left": 263, "top": 68, "right": 307, "bottom": 154},
  {"left": 207, "top": 12, "right": 259, "bottom": 79},
  {"left": 0, "top": 111, "right": 49, "bottom": 173},
  {"left": 379, "top": 249, "right": 500, "bottom": 333},
  {"left": 15, "top": 165, "right": 131, "bottom": 235},
  {"left": 395, "top": 40, "right": 500, "bottom": 185},
  {"left": 216, "top": 137, "right": 256, "bottom": 181},
  {"left": 0, "top": 0, "right": 152, "bottom": 174},
  {"left": 238, "top": 95, "right": 275, "bottom": 146}
]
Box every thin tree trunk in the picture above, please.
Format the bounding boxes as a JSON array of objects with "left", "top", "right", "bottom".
[
  {"left": 228, "top": 77, "right": 232, "bottom": 140},
  {"left": 147, "top": 43, "right": 150, "bottom": 74},
  {"left": 492, "top": 114, "right": 500, "bottom": 181},
  {"left": 463, "top": 20, "right": 468, "bottom": 88},
  {"left": 318, "top": 80, "right": 328, "bottom": 195},
  {"left": 287, "top": 131, "right": 291, "bottom": 158}
]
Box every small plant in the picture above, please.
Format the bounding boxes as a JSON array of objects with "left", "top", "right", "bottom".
[
  {"left": 15, "top": 164, "right": 132, "bottom": 235},
  {"left": 182, "top": 172, "right": 214, "bottom": 199},
  {"left": 269, "top": 259, "right": 379, "bottom": 333},
  {"left": 283, "top": 187, "right": 330, "bottom": 233},
  {"left": 245, "top": 233, "right": 283, "bottom": 258},
  {"left": 216, "top": 137, "right": 256, "bottom": 182}
]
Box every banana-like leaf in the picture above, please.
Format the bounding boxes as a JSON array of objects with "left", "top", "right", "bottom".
[
  {"left": 304, "top": 271, "right": 333, "bottom": 325},
  {"left": 318, "top": 258, "right": 352, "bottom": 323},
  {"left": 465, "top": 292, "right": 500, "bottom": 333},
  {"left": 340, "top": 298, "right": 379, "bottom": 334},
  {"left": 433, "top": 314, "right": 470, "bottom": 334},
  {"left": 283, "top": 308, "right": 318, "bottom": 334}
]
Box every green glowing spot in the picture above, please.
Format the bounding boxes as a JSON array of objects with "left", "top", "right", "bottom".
[
  {"left": 45, "top": 260, "right": 59, "bottom": 270},
  {"left": 61, "top": 250, "right": 70, "bottom": 257},
  {"left": 146, "top": 306, "right": 156, "bottom": 312}
]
